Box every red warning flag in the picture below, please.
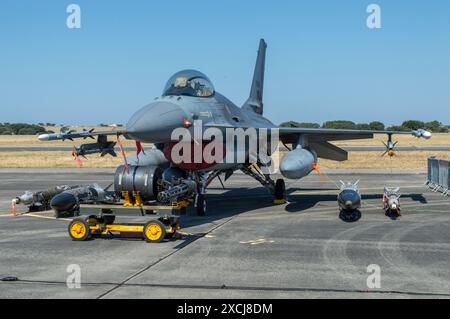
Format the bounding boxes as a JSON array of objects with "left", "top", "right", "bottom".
[
  {"left": 11, "top": 200, "right": 17, "bottom": 217},
  {"left": 74, "top": 155, "right": 83, "bottom": 168},
  {"left": 136, "top": 141, "right": 143, "bottom": 156},
  {"left": 117, "top": 135, "right": 129, "bottom": 174},
  {"left": 312, "top": 163, "right": 329, "bottom": 184},
  {"left": 312, "top": 163, "right": 321, "bottom": 175}
]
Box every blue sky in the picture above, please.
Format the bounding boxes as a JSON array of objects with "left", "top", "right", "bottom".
[{"left": 1, "top": 0, "right": 449, "bottom": 126}]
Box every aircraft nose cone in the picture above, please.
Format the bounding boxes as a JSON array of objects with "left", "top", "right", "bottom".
[
  {"left": 50, "top": 193, "right": 77, "bottom": 212},
  {"left": 126, "top": 102, "right": 188, "bottom": 143}
]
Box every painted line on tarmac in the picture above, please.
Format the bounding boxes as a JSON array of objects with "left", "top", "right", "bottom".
[
  {"left": 96, "top": 216, "right": 237, "bottom": 299},
  {"left": 0, "top": 179, "right": 113, "bottom": 183},
  {"left": 4, "top": 280, "right": 450, "bottom": 298},
  {"left": 20, "top": 213, "right": 72, "bottom": 221}
]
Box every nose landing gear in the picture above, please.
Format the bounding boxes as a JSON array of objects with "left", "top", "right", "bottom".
[{"left": 194, "top": 193, "right": 207, "bottom": 216}]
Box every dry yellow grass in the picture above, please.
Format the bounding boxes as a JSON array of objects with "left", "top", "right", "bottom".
[
  {"left": 333, "top": 133, "right": 450, "bottom": 146},
  {"left": 0, "top": 131, "right": 449, "bottom": 148},
  {"left": 0, "top": 130, "right": 448, "bottom": 169},
  {"left": 0, "top": 150, "right": 449, "bottom": 169},
  {"left": 0, "top": 133, "right": 136, "bottom": 147},
  {"left": 0, "top": 151, "right": 123, "bottom": 168}
]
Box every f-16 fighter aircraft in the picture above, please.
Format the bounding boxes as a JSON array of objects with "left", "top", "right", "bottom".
[{"left": 39, "top": 39, "right": 431, "bottom": 215}]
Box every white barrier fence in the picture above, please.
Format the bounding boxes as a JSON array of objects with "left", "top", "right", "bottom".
[{"left": 426, "top": 157, "right": 450, "bottom": 196}]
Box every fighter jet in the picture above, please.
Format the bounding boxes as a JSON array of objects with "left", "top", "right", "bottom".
[{"left": 38, "top": 39, "right": 432, "bottom": 215}]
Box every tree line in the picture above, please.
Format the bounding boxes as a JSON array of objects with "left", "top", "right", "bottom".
[
  {"left": 0, "top": 123, "right": 49, "bottom": 135},
  {"left": 279, "top": 120, "right": 449, "bottom": 133},
  {"left": 0, "top": 120, "right": 448, "bottom": 135}
]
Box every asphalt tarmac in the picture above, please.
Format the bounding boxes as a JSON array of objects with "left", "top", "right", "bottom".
[{"left": 1, "top": 169, "right": 449, "bottom": 299}]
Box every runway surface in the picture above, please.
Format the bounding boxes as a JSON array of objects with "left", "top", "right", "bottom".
[{"left": 1, "top": 169, "right": 450, "bottom": 299}]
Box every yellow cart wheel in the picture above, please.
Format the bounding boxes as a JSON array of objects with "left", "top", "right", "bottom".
[
  {"left": 68, "top": 218, "right": 91, "bottom": 241},
  {"left": 143, "top": 220, "right": 166, "bottom": 243}
]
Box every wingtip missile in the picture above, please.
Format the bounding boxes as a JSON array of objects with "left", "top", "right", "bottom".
[
  {"left": 38, "top": 133, "right": 52, "bottom": 141},
  {"left": 412, "top": 129, "right": 432, "bottom": 139},
  {"left": 38, "top": 129, "right": 124, "bottom": 142}
]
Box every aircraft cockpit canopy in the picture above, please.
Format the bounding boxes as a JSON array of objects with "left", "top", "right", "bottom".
[{"left": 163, "top": 70, "right": 215, "bottom": 98}]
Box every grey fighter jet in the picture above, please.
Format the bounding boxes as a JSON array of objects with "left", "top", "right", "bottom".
[{"left": 39, "top": 39, "right": 431, "bottom": 215}]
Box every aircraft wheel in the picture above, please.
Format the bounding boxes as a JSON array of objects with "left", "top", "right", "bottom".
[
  {"left": 195, "top": 194, "right": 207, "bottom": 216},
  {"left": 274, "top": 179, "right": 286, "bottom": 200},
  {"left": 68, "top": 218, "right": 91, "bottom": 241},
  {"left": 143, "top": 220, "right": 166, "bottom": 243}
]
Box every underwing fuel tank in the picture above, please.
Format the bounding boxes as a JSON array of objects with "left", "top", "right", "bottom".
[{"left": 280, "top": 148, "right": 317, "bottom": 179}]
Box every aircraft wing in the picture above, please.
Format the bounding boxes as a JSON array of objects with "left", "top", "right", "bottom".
[
  {"left": 277, "top": 127, "right": 431, "bottom": 144},
  {"left": 203, "top": 123, "right": 431, "bottom": 143},
  {"left": 277, "top": 127, "right": 431, "bottom": 161}
]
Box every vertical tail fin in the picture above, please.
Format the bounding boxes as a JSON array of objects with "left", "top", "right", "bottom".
[{"left": 242, "top": 39, "right": 267, "bottom": 115}]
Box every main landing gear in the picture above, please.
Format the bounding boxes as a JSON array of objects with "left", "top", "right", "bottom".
[
  {"left": 241, "top": 164, "right": 287, "bottom": 204},
  {"left": 188, "top": 165, "right": 288, "bottom": 217},
  {"left": 274, "top": 178, "right": 287, "bottom": 204}
]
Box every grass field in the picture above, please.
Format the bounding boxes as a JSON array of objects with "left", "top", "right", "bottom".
[
  {"left": 0, "top": 127, "right": 135, "bottom": 148},
  {"left": 0, "top": 150, "right": 449, "bottom": 170},
  {"left": 333, "top": 133, "right": 450, "bottom": 146},
  {"left": 1, "top": 133, "right": 449, "bottom": 148},
  {"left": 0, "top": 133, "right": 448, "bottom": 169},
  {"left": 0, "top": 151, "right": 123, "bottom": 168}
]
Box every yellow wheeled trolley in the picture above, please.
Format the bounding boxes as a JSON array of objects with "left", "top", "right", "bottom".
[{"left": 67, "top": 203, "right": 183, "bottom": 243}]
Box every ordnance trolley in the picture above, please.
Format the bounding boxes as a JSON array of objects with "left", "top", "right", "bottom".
[{"left": 67, "top": 201, "right": 189, "bottom": 243}]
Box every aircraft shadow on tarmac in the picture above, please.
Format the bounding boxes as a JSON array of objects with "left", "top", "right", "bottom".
[
  {"left": 185, "top": 186, "right": 426, "bottom": 223},
  {"left": 285, "top": 193, "right": 427, "bottom": 214},
  {"left": 65, "top": 187, "right": 428, "bottom": 246},
  {"left": 169, "top": 187, "right": 429, "bottom": 244}
]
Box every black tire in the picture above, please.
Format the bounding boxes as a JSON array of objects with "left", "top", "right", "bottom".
[
  {"left": 68, "top": 218, "right": 91, "bottom": 241},
  {"left": 55, "top": 211, "right": 75, "bottom": 219},
  {"left": 274, "top": 179, "right": 286, "bottom": 200},
  {"left": 143, "top": 220, "right": 166, "bottom": 243},
  {"left": 195, "top": 194, "right": 207, "bottom": 216}
]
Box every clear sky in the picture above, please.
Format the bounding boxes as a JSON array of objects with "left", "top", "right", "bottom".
[{"left": 1, "top": 0, "right": 449, "bottom": 126}]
